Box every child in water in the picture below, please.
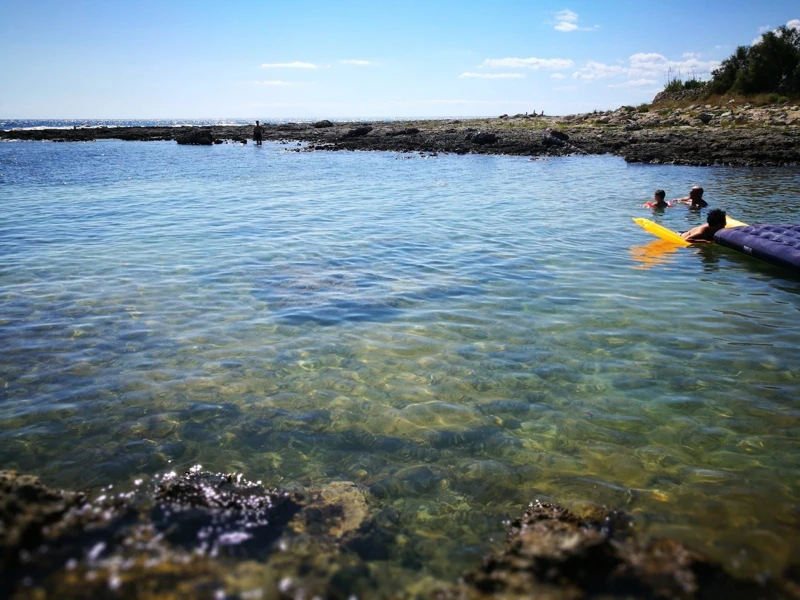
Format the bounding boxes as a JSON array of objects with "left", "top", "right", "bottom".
[
  {"left": 681, "top": 209, "right": 727, "bottom": 243},
  {"left": 643, "top": 189, "right": 671, "bottom": 209}
]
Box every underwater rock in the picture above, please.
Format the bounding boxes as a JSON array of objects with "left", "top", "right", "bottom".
[
  {"left": 444, "top": 500, "right": 793, "bottom": 599},
  {"left": 3, "top": 469, "right": 798, "bottom": 599}
]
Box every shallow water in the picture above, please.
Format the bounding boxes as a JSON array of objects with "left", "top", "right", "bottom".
[{"left": 1, "top": 140, "right": 800, "bottom": 584}]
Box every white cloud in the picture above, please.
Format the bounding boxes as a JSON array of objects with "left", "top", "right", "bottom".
[
  {"left": 628, "top": 52, "right": 719, "bottom": 78},
  {"left": 572, "top": 53, "right": 720, "bottom": 82},
  {"left": 482, "top": 57, "right": 574, "bottom": 70},
  {"left": 758, "top": 25, "right": 771, "bottom": 33},
  {"left": 341, "top": 59, "right": 373, "bottom": 66},
  {"left": 607, "top": 78, "right": 658, "bottom": 88},
  {"left": 572, "top": 61, "right": 625, "bottom": 80},
  {"left": 251, "top": 80, "right": 316, "bottom": 86},
  {"left": 260, "top": 61, "right": 319, "bottom": 69},
  {"left": 789, "top": 19, "right": 800, "bottom": 30},
  {"left": 551, "top": 9, "right": 596, "bottom": 32},
  {"left": 551, "top": 73, "right": 566, "bottom": 79},
  {"left": 459, "top": 72, "right": 525, "bottom": 79}
]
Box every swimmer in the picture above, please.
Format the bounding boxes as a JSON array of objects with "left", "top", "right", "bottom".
[
  {"left": 677, "top": 185, "right": 708, "bottom": 209},
  {"left": 643, "top": 189, "right": 671, "bottom": 209}
]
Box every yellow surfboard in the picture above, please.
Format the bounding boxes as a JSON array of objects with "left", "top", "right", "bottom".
[{"left": 633, "top": 215, "right": 748, "bottom": 246}]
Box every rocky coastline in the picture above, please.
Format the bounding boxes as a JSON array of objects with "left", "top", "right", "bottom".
[
  {"left": 2, "top": 102, "right": 800, "bottom": 167},
  {"left": 2, "top": 468, "right": 798, "bottom": 599}
]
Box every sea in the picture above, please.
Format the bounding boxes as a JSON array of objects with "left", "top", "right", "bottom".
[{"left": 1, "top": 123, "right": 800, "bottom": 590}]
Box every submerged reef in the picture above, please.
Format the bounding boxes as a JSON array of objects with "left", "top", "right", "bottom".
[{"left": 2, "top": 469, "right": 798, "bottom": 599}]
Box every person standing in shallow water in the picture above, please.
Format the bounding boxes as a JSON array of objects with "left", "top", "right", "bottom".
[
  {"left": 677, "top": 185, "right": 708, "bottom": 209},
  {"left": 253, "top": 120, "right": 263, "bottom": 146}
]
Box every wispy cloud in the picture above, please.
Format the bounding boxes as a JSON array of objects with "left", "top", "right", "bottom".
[
  {"left": 607, "top": 78, "right": 658, "bottom": 88},
  {"left": 251, "top": 80, "right": 316, "bottom": 87},
  {"left": 551, "top": 9, "right": 597, "bottom": 32},
  {"left": 459, "top": 72, "right": 525, "bottom": 79},
  {"left": 482, "top": 57, "right": 574, "bottom": 70},
  {"left": 550, "top": 73, "right": 566, "bottom": 79},
  {"left": 260, "top": 61, "right": 319, "bottom": 69},
  {"left": 341, "top": 59, "right": 373, "bottom": 66}
]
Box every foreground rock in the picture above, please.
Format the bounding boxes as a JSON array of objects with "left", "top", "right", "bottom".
[
  {"left": 2, "top": 469, "right": 798, "bottom": 599},
  {"left": 3, "top": 106, "right": 799, "bottom": 166},
  {"left": 444, "top": 500, "right": 798, "bottom": 599}
]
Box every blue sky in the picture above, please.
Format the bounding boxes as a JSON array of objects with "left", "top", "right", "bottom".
[{"left": 1, "top": 0, "right": 798, "bottom": 119}]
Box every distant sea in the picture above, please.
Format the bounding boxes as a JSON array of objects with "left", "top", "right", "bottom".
[{"left": 0, "top": 117, "right": 452, "bottom": 131}]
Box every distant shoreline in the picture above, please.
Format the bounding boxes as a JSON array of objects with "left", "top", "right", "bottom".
[{"left": 2, "top": 108, "right": 799, "bottom": 167}]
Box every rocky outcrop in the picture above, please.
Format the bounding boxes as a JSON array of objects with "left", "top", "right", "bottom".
[
  {"left": 2, "top": 105, "right": 799, "bottom": 166},
  {"left": 470, "top": 132, "right": 498, "bottom": 145},
  {"left": 175, "top": 128, "right": 214, "bottom": 145},
  {"left": 652, "top": 88, "right": 706, "bottom": 104},
  {"left": 312, "top": 120, "right": 334, "bottom": 128},
  {"left": 342, "top": 126, "right": 373, "bottom": 138}
]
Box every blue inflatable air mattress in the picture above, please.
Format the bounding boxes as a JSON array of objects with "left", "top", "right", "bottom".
[{"left": 714, "top": 224, "right": 800, "bottom": 274}]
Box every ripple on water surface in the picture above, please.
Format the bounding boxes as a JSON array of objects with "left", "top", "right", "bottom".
[{"left": 1, "top": 140, "right": 800, "bottom": 582}]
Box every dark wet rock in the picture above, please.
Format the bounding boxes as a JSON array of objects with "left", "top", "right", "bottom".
[
  {"left": 545, "top": 128, "right": 569, "bottom": 143},
  {"left": 0, "top": 468, "right": 389, "bottom": 599},
  {"left": 175, "top": 128, "right": 214, "bottom": 145},
  {"left": 342, "top": 126, "right": 373, "bottom": 138},
  {"left": 4, "top": 469, "right": 799, "bottom": 599},
  {"left": 385, "top": 127, "right": 420, "bottom": 136},
  {"left": 154, "top": 470, "right": 303, "bottom": 558},
  {"left": 471, "top": 132, "right": 498, "bottom": 145},
  {"left": 444, "top": 500, "right": 792, "bottom": 600},
  {"left": 698, "top": 112, "right": 714, "bottom": 125},
  {"left": 312, "top": 119, "right": 334, "bottom": 128}
]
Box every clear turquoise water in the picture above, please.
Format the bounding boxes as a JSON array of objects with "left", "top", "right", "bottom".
[{"left": 1, "top": 140, "right": 800, "bottom": 582}]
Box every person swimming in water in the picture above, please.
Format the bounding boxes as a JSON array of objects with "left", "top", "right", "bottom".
[
  {"left": 643, "top": 189, "right": 670, "bottom": 209},
  {"left": 681, "top": 208, "right": 726, "bottom": 243},
  {"left": 677, "top": 185, "right": 708, "bottom": 209}
]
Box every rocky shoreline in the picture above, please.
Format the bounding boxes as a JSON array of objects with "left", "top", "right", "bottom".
[
  {"left": 2, "top": 468, "right": 798, "bottom": 599},
  {"left": 2, "top": 102, "right": 800, "bottom": 167}
]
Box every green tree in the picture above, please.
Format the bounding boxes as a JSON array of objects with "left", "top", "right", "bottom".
[
  {"left": 735, "top": 26, "right": 800, "bottom": 94},
  {"left": 708, "top": 46, "right": 749, "bottom": 95},
  {"left": 707, "top": 25, "right": 800, "bottom": 96}
]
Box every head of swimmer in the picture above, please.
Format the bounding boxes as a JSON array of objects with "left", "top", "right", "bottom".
[{"left": 707, "top": 208, "right": 727, "bottom": 232}]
